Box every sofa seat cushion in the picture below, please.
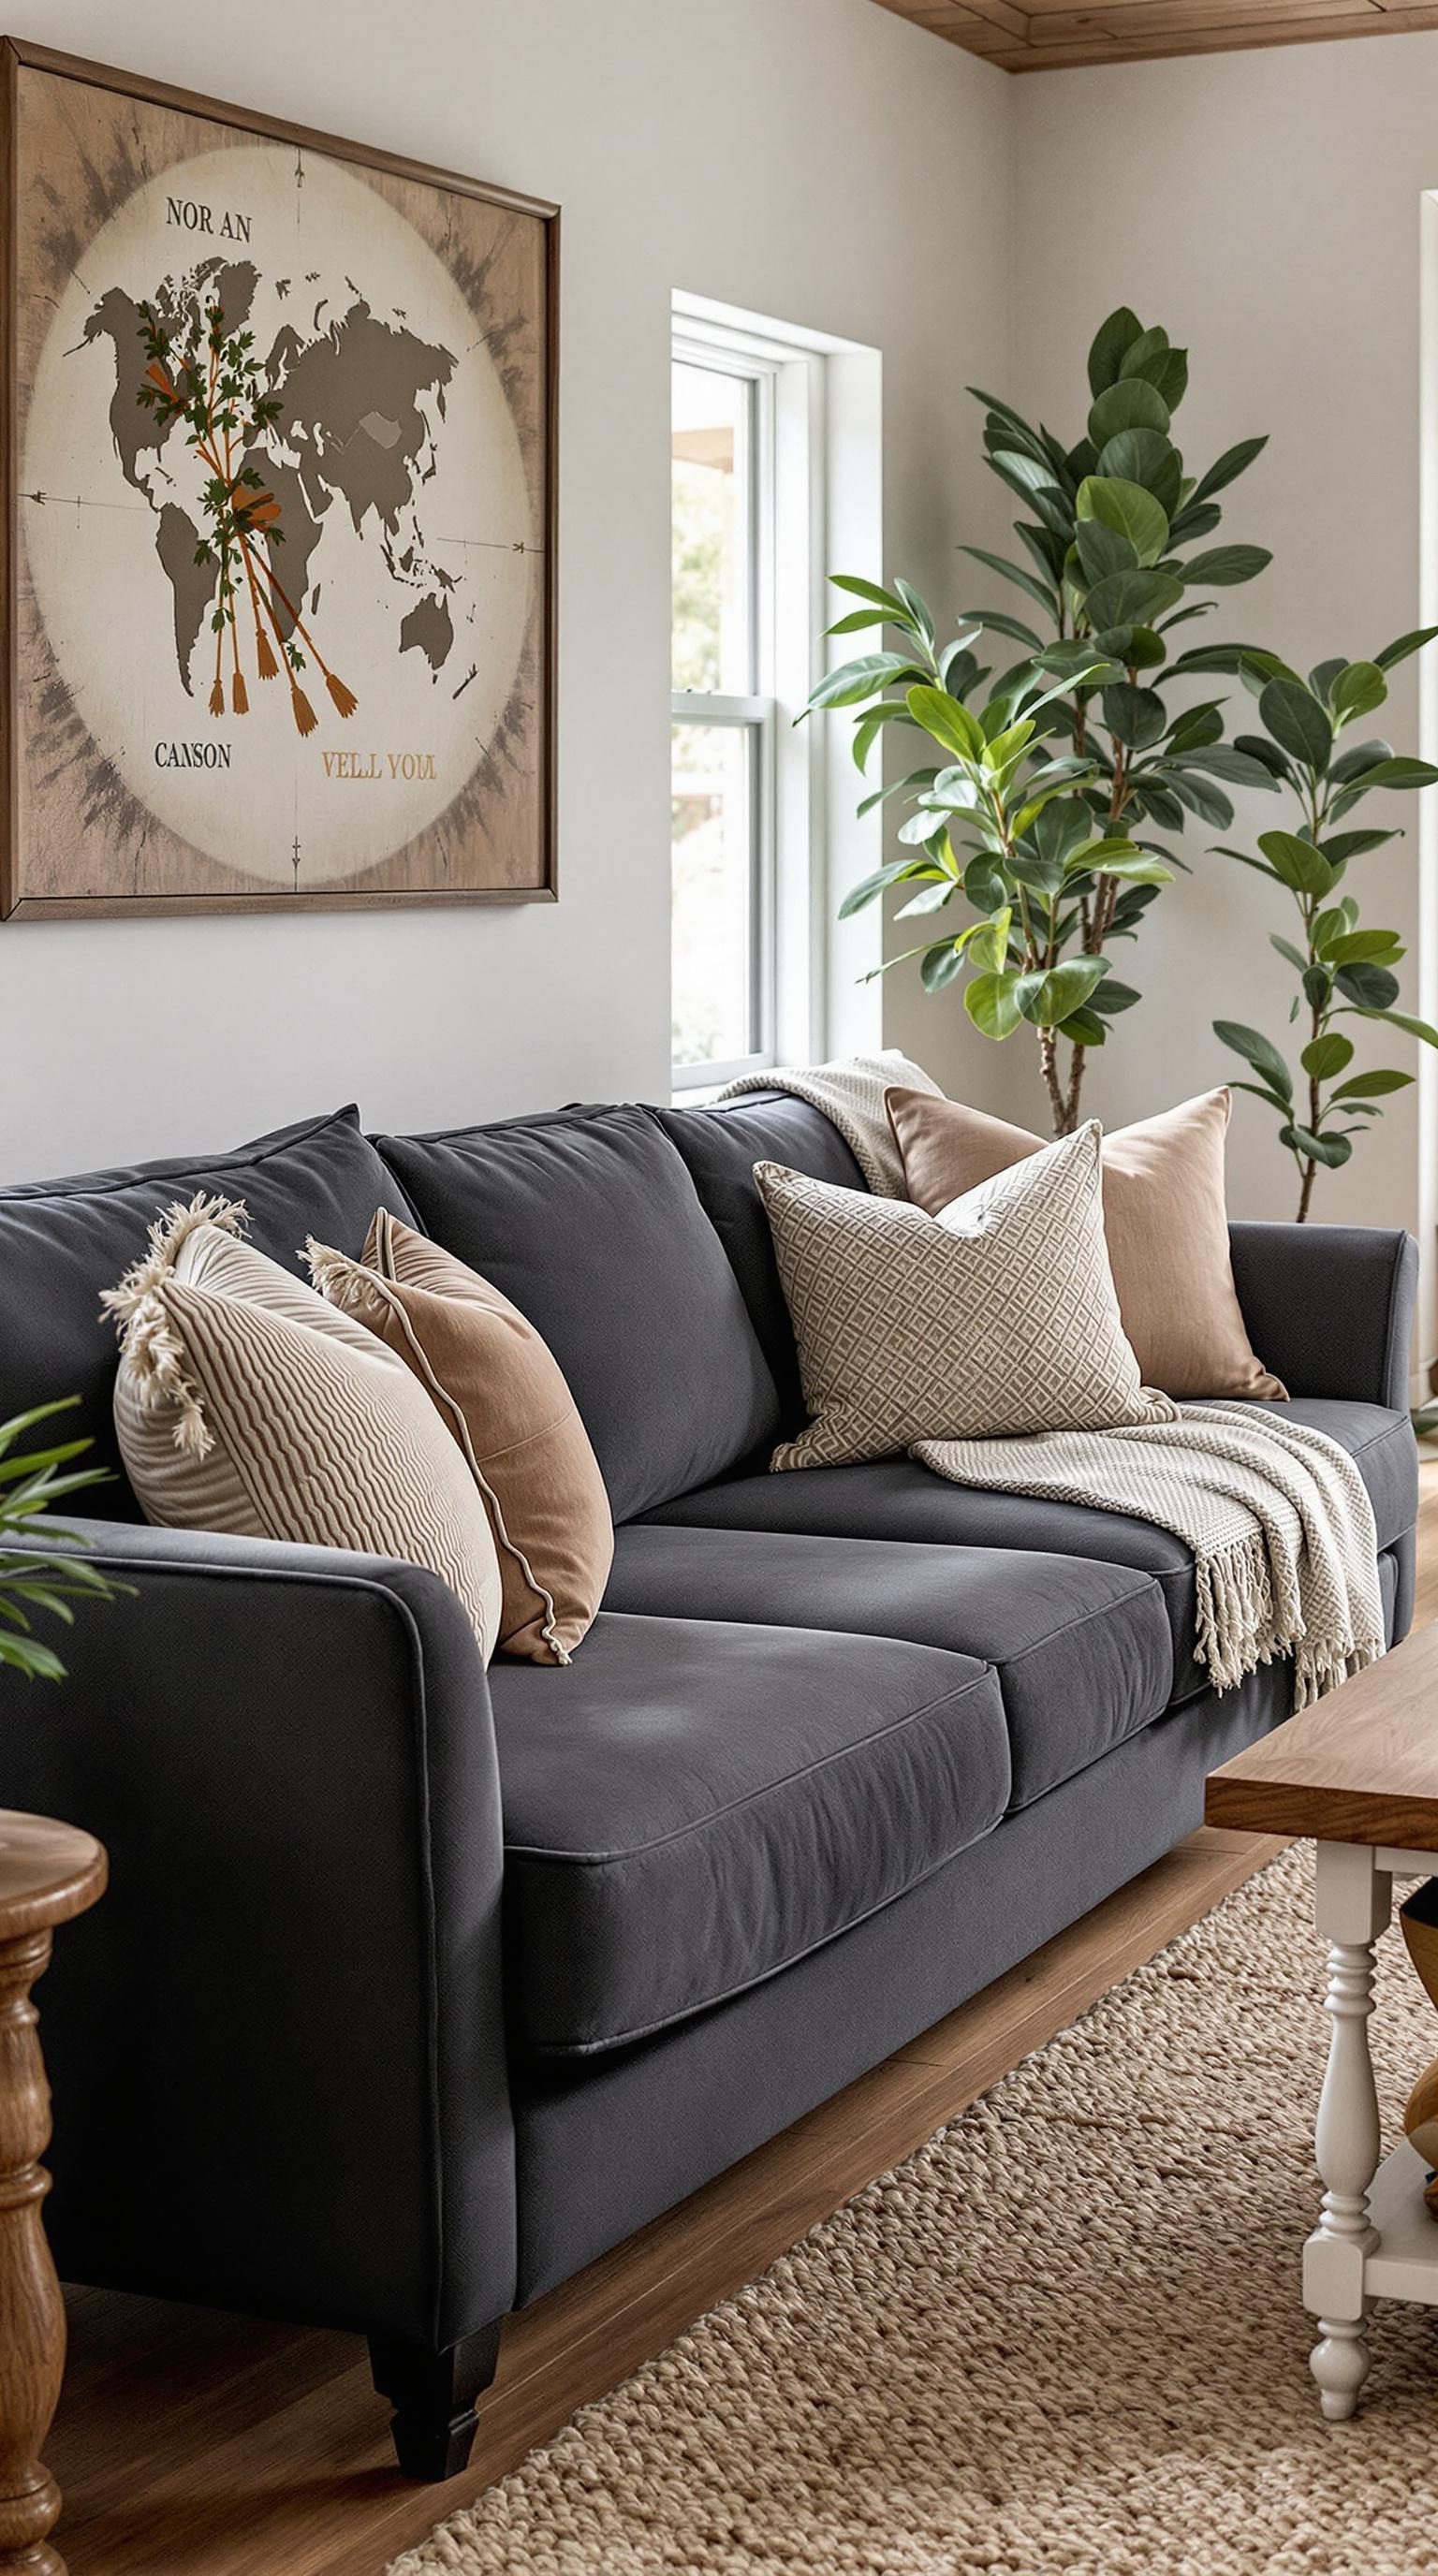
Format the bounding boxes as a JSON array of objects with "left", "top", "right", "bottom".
[
  {"left": 640, "top": 1397, "right": 1416, "bottom": 1704},
  {"left": 374, "top": 1105, "right": 780, "bottom": 1523},
  {"left": 487, "top": 1611, "right": 1009, "bottom": 2054},
  {"left": 0, "top": 1105, "right": 415, "bottom": 1519},
  {"left": 606, "top": 1526, "right": 1173, "bottom": 1810}
]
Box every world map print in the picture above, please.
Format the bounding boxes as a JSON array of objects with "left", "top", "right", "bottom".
[
  {"left": 9, "top": 59, "right": 552, "bottom": 914},
  {"left": 83, "top": 253, "right": 464, "bottom": 721}
]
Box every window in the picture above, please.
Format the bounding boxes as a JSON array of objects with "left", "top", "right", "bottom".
[
  {"left": 669, "top": 298, "right": 884, "bottom": 1092},
  {"left": 670, "top": 353, "right": 771, "bottom": 1082}
]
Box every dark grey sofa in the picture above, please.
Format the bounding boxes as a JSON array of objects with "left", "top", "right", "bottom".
[{"left": 0, "top": 1091, "right": 1417, "bottom": 2480}]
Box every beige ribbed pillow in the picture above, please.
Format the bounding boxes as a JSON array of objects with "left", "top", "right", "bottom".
[
  {"left": 885, "top": 1085, "right": 1285, "bottom": 1403},
  {"left": 106, "top": 1196, "right": 504, "bottom": 1659},
  {"left": 756, "top": 1123, "right": 1170, "bottom": 1472},
  {"left": 303, "top": 1210, "right": 613, "bottom": 1665}
]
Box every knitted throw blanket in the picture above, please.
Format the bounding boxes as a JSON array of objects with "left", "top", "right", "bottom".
[
  {"left": 719, "top": 1047, "right": 940, "bottom": 1196},
  {"left": 723, "top": 1052, "right": 1386, "bottom": 1707},
  {"left": 917, "top": 1407, "right": 1384, "bottom": 1710}
]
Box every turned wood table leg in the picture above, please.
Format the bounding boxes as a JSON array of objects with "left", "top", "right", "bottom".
[
  {"left": 0, "top": 1927, "right": 66, "bottom": 2576},
  {"left": 0, "top": 1814, "right": 107, "bottom": 2576},
  {"left": 1303, "top": 1840, "right": 1390, "bottom": 2423}
]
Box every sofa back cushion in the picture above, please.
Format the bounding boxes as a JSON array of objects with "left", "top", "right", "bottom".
[
  {"left": 373, "top": 1105, "right": 781, "bottom": 1522},
  {"left": 0, "top": 1106, "right": 414, "bottom": 1519},
  {"left": 654, "top": 1094, "right": 867, "bottom": 1431}
]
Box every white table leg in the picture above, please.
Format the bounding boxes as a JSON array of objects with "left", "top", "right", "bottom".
[{"left": 1303, "top": 1840, "right": 1391, "bottom": 2420}]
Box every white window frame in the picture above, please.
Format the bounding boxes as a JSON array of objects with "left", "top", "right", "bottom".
[
  {"left": 670, "top": 294, "right": 885, "bottom": 1097},
  {"left": 670, "top": 328, "right": 780, "bottom": 1090}
]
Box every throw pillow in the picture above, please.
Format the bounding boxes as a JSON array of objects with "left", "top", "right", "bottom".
[
  {"left": 885, "top": 1085, "right": 1286, "bottom": 1403},
  {"left": 756, "top": 1123, "right": 1172, "bottom": 1472},
  {"left": 106, "top": 1197, "right": 504, "bottom": 1658},
  {"left": 304, "top": 1209, "right": 613, "bottom": 1664}
]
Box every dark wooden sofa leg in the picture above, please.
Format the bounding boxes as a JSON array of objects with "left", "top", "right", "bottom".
[{"left": 368, "top": 2320, "right": 505, "bottom": 2481}]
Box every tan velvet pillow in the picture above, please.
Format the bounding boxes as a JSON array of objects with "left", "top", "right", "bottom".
[
  {"left": 305, "top": 1209, "right": 613, "bottom": 1664},
  {"left": 885, "top": 1086, "right": 1285, "bottom": 1403}
]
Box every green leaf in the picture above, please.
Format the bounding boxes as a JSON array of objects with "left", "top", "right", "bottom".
[
  {"left": 1269, "top": 934, "right": 1310, "bottom": 973},
  {"left": 1257, "top": 829, "right": 1335, "bottom": 897},
  {"left": 1102, "top": 682, "right": 1167, "bottom": 751},
  {"left": 829, "top": 575, "right": 910, "bottom": 615},
  {"left": 1281, "top": 1124, "right": 1352, "bottom": 1169},
  {"left": 1181, "top": 545, "right": 1272, "bottom": 589},
  {"left": 810, "top": 652, "right": 929, "bottom": 710},
  {"left": 1129, "top": 344, "right": 1189, "bottom": 410},
  {"left": 1091, "top": 977, "right": 1140, "bottom": 1015},
  {"left": 852, "top": 705, "right": 914, "bottom": 773},
  {"left": 1073, "top": 519, "right": 1138, "bottom": 589},
  {"left": 1321, "top": 827, "right": 1398, "bottom": 864},
  {"left": 958, "top": 548, "right": 1059, "bottom": 614},
  {"left": 1324, "top": 929, "right": 1405, "bottom": 967},
  {"left": 1015, "top": 958, "right": 1108, "bottom": 1027},
  {"left": 837, "top": 858, "right": 929, "bottom": 918},
  {"left": 1088, "top": 378, "right": 1170, "bottom": 446},
  {"left": 894, "top": 578, "right": 935, "bottom": 646},
  {"left": 1336, "top": 963, "right": 1401, "bottom": 1010},
  {"left": 1331, "top": 1069, "right": 1415, "bottom": 1100},
  {"left": 1167, "top": 747, "right": 1282, "bottom": 790},
  {"left": 1077, "top": 476, "right": 1169, "bottom": 567},
  {"left": 1301, "top": 1032, "right": 1354, "bottom": 1081},
  {"left": 1374, "top": 625, "right": 1438, "bottom": 670},
  {"left": 964, "top": 972, "right": 1024, "bottom": 1039},
  {"left": 1095, "top": 429, "right": 1182, "bottom": 515},
  {"left": 825, "top": 607, "right": 896, "bottom": 636},
  {"left": 1213, "top": 1019, "right": 1294, "bottom": 1102},
  {"left": 919, "top": 942, "right": 967, "bottom": 992},
  {"left": 1258, "top": 678, "right": 1333, "bottom": 771},
  {"left": 905, "top": 685, "right": 985, "bottom": 763},
  {"left": 1087, "top": 306, "right": 1144, "bottom": 397},
  {"left": 1191, "top": 435, "right": 1269, "bottom": 505},
  {"left": 1344, "top": 756, "right": 1438, "bottom": 790},
  {"left": 1352, "top": 1005, "right": 1438, "bottom": 1046},
  {"left": 894, "top": 880, "right": 957, "bottom": 918},
  {"left": 1058, "top": 1008, "right": 1107, "bottom": 1047},
  {"left": 1082, "top": 568, "right": 1185, "bottom": 631},
  {"left": 1330, "top": 660, "right": 1388, "bottom": 725},
  {"left": 962, "top": 606, "right": 1044, "bottom": 650}
]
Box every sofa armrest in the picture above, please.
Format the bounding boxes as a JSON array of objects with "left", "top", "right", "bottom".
[
  {"left": 1227, "top": 1222, "right": 1418, "bottom": 1411},
  {"left": 0, "top": 1520, "right": 514, "bottom": 2351}
]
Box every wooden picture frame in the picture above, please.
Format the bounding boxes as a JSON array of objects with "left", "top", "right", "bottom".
[{"left": 0, "top": 38, "right": 559, "bottom": 917}]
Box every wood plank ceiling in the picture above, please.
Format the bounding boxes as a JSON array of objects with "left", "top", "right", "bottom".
[{"left": 870, "top": 0, "right": 1438, "bottom": 71}]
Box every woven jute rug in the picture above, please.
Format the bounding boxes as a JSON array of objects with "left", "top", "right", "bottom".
[{"left": 392, "top": 1847, "right": 1438, "bottom": 2575}]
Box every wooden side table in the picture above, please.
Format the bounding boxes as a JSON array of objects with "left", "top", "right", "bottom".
[
  {"left": 0, "top": 1811, "right": 106, "bottom": 2576},
  {"left": 1208, "top": 1624, "right": 1438, "bottom": 2422}
]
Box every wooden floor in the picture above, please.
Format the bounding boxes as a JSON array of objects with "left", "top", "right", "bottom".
[{"left": 48, "top": 1456, "right": 1438, "bottom": 2576}]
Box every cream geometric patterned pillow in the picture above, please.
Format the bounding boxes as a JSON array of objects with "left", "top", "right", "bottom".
[
  {"left": 756, "top": 1122, "right": 1172, "bottom": 1473},
  {"left": 105, "top": 1196, "right": 504, "bottom": 1660}
]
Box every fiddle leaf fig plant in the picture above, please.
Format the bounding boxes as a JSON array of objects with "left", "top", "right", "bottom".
[
  {"left": 811, "top": 307, "right": 1278, "bottom": 1134},
  {"left": 1211, "top": 634, "right": 1438, "bottom": 1219},
  {"left": 0, "top": 1399, "right": 128, "bottom": 1682}
]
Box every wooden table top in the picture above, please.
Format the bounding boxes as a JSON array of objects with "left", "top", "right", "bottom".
[
  {"left": 0, "top": 1809, "right": 106, "bottom": 1939},
  {"left": 1207, "top": 1622, "right": 1438, "bottom": 1849}
]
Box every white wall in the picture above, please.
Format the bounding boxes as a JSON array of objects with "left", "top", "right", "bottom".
[
  {"left": 1010, "top": 34, "right": 1438, "bottom": 1243},
  {"left": 2, "top": 0, "right": 1011, "bottom": 1178}
]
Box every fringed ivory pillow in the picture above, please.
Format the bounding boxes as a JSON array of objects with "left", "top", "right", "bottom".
[
  {"left": 756, "top": 1122, "right": 1172, "bottom": 1472},
  {"left": 303, "top": 1209, "right": 613, "bottom": 1665},
  {"left": 106, "top": 1196, "right": 504, "bottom": 1660}
]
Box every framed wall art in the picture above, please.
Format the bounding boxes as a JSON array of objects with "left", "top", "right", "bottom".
[{"left": 0, "top": 38, "right": 558, "bottom": 916}]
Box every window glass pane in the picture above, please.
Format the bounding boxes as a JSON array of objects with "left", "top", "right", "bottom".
[
  {"left": 671, "top": 362, "right": 752, "bottom": 695},
  {"left": 671, "top": 721, "right": 756, "bottom": 1070}
]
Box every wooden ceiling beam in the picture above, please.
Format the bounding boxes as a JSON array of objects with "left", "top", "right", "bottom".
[{"left": 873, "top": 0, "right": 1438, "bottom": 71}]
